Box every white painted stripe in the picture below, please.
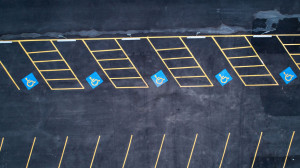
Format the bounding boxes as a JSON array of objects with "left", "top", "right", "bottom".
[
  {"left": 187, "top": 36, "right": 206, "bottom": 39},
  {"left": 121, "top": 38, "right": 141, "bottom": 41},
  {"left": 57, "top": 39, "right": 76, "bottom": 42},
  {"left": 253, "top": 35, "right": 272, "bottom": 38},
  {"left": 0, "top": 41, "right": 12, "bottom": 44}
]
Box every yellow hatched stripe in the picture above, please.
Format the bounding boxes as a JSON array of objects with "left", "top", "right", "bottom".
[
  {"left": 175, "top": 76, "right": 206, "bottom": 78},
  {"left": 0, "top": 137, "right": 4, "bottom": 152},
  {"left": 33, "top": 59, "right": 64, "bottom": 63},
  {"left": 103, "top": 67, "right": 135, "bottom": 71},
  {"left": 222, "top": 46, "right": 251, "bottom": 50},
  {"left": 227, "top": 55, "right": 258, "bottom": 59},
  {"left": 97, "top": 58, "right": 128, "bottom": 61},
  {"left": 162, "top": 57, "right": 193, "bottom": 60},
  {"left": 46, "top": 78, "right": 77, "bottom": 81},
  {"left": 169, "top": 66, "right": 199, "bottom": 70},
  {"left": 40, "top": 69, "right": 70, "bottom": 72},
  {"left": 92, "top": 48, "right": 122, "bottom": 52},
  {"left": 156, "top": 47, "right": 186, "bottom": 51},
  {"left": 234, "top": 65, "right": 264, "bottom": 68},
  {"left": 240, "top": 74, "right": 271, "bottom": 77},
  {"left": 28, "top": 50, "right": 57, "bottom": 54},
  {"left": 277, "top": 36, "right": 300, "bottom": 71},
  {"left": 110, "top": 77, "right": 141, "bottom": 80}
]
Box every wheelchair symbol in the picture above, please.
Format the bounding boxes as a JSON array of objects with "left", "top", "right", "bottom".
[
  {"left": 25, "top": 78, "right": 36, "bottom": 87},
  {"left": 155, "top": 75, "right": 165, "bottom": 85},
  {"left": 219, "top": 74, "right": 229, "bottom": 84},
  {"left": 283, "top": 72, "right": 294, "bottom": 82},
  {"left": 90, "top": 77, "right": 101, "bottom": 86}
]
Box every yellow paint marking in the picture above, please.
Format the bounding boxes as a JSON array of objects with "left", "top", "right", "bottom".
[
  {"left": 27, "top": 50, "right": 57, "bottom": 54},
  {"left": 46, "top": 78, "right": 77, "bottom": 81},
  {"left": 154, "top": 134, "right": 165, "bottom": 168},
  {"left": 26, "top": 137, "right": 36, "bottom": 168},
  {"left": 162, "top": 57, "right": 193, "bottom": 60},
  {"left": 33, "top": 59, "right": 64, "bottom": 63},
  {"left": 187, "top": 134, "right": 198, "bottom": 168},
  {"left": 0, "top": 137, "right": 4, "bottom": 152},
  {"left": 222, "top": 46, "right": 251, "bottom": 50},
  {"left": 240, "top": 74, "right": 271, "bottom": 77},
  {"left": 0, "top": 61, "right": 20, "bottom": 90},
  {"left": 233, "top": 65, "right": 265, "bottom": 68},
  {"left": 251, "top": 132, "right": 263, "bottom": 168},
  {"left": 156, "top": 47, "right": 186, "bottom": 51},
  {"left": 90, "top": 136, "right": 101, "bottom": 168},
  {"left": 276, "top": 36, "right": 300, "bottom": 71},
  {"left": 284, "top": 44, "right": 300, "bottom": 45},
  {"left": 40, "top": 69, "right": 70, "bottom": 72},
  {"left": 97, "top": 58, "right": 128, "bottom": 61},
  {"left": 168, "top": 66, "right": 199, "bottom": 70},
  {"left": 103, "top": 67, "right": 135, "bottom": 71},
  {"left": 175, "top": 76, "right": 206, "bottom": 78},
  {"left": 283, "top": 131, "right": 295, "bottom": 168},
  {"left": 110, "top": 77, "right": 141, "bottom": 80},
  {"left": 122, "top": 135, "right": 133, "bottom": 168},
  {"left": 291, "top": 53, "right": 300, "bottom": 55},
  {"left": 92, "top": 49, "right": 122, "bottom": 52},
  {"left": 227, "top": 55, "right": 258, "bottom": 59},
  {"left": 219, "top": 133, "right": 230, "bottom": 168},
  {"left": 58, "top": 136, "right": 68, "bottom": 168}
]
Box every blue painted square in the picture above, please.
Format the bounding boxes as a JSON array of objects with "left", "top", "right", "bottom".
[
  {"left": 86, "top": 72, "right": 103, "bottom": 89},
  {"left": 215, "top": 69, "right": 233, "bottom": 86},
  {"left": 22, "top": 73, "right": 39, "bottom": 90},
  {"left": 151, "top": 70, "right": 168, "bottom": 87},
  {"left": 280, "top": 67, "right": 297, "bottom": 84}
]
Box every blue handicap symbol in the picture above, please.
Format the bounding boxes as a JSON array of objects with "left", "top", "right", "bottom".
[
  {"left": 280, "top": 67, "right": 297, "bottom": 84},
  {"left": 215, "top": 69, "right": 232, "bottom": 86},
  {"left": 151, "top": 70, "right": 168, "bottom": 87},
  {"left": 86, "top": 72, "right": 103, "bottom": 89},
  {"left": 22, "top": 73, "right": 39, "bottom": 90}
]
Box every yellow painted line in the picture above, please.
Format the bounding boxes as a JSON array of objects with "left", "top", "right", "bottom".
[
  {"left": 283, "top": 131, "right": 295, "bottom": 168},
  {"left": 97, "top": 58, "right": 128, "bottom": 61},
  {"left": 291, "top": 53, "right": 300, "bottom": 55},
  {"left": 187, "top": 134, "right": 198, "bottom": 168},
  {"left": 156, "top": 47, "right": 186, "bottom": 51},
  {"left": 212, "top": 37, "right": 247, "bottom": 86},
  {"left": 168, "top": 66, "right": 199, "bottom": 70},
  {"left": 90, "top": 136, "right": 101, "bottom": 168},
  {"left": 233, "top": 65, "right": 265, "bottom": 68},
  {"left": 91, "top": 49, "right": 122, "bottom": 52},
  {"left": 244, "top": 36, "right": 278, "bottom": 86},
  {"left": 110, "top": 77, "right": 141, "bottom": 80},
  {"left": 18, "top": 42, "right": 53, "bottom": 90},
  {"left": 122, "top": 135, "right": 133, "bottom": 168},
  {"left": 0, "top": 137, "right": 4, "bottom": 152},
  {"left": 251, "top": 132, "right": 263, "bottom": 168},
  {"left": 222, "top": 46, "right": 251, "bottom": 50},
  {"left": 40, "top": 69, "right": 70, "bottom": 72},
  {"left": 175, "top": 75, "right": 206, "bottom": 78},
  {"left": 46, "top": 78, "right": 77, "bottom": 81},
  {"left": 103, "top": 67, "right": 135, "bottom": 71},
  {"left": 114, "top": 39, "right": 149, "bottom": 88},
  {"left": 50, "top": 40, "right": 85, "bottom": 90},
  {"left": 227, "top": 55, "right": 258, "bottom": 59},
  {"left": 0, "top": 61, "right": 20, "bottom": 90},
  {"left": 240, "top": 74, "right": 271, "bottom": 77},
  {"left": 27, "top": 50, "right": 57, "bottom": 54},
  {"left": 26, "top": 137, "right": 36, "bottom": 168},
  {"left": 33, "top": 59, "right": 64, "bottom": 63},
  {"left": 5, "top": 34, "right": 300, "bottom": 42},
  {"left": 277, "top": 36, "right": 300, "bottom": 71},
  {"left": 284, "top": 44, "right": 300, "bottom": 45},
  {"left": 58, "top": 136, "right": 68, "bottom": 168},
  {"left": 245, "top": 84, "right": 279, "bottom": 86},
  {"left": 219, "top": 133, "right": 230, "bottom": 168},
  {"left": 162, "top": 57, "right": 193, "bottom": 60},
  {"left": 154, "top": 134, "right": 165, "bottom": 168}
]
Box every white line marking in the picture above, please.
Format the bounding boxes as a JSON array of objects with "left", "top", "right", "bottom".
[
  {"left": 0, "top": 41, "right": 13, "bottom": 43},
  {"left": 253, "top": 35, "right": 272, "bottom": 38},
  {"left": 57, "top": 39, "right": 77, "bottom": 42},
  {"left": 121, "top": 38, "right": 141, "bottom": 41},
  {"left": 186, "top": 36, "right": 206, "bottom": 39}
]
